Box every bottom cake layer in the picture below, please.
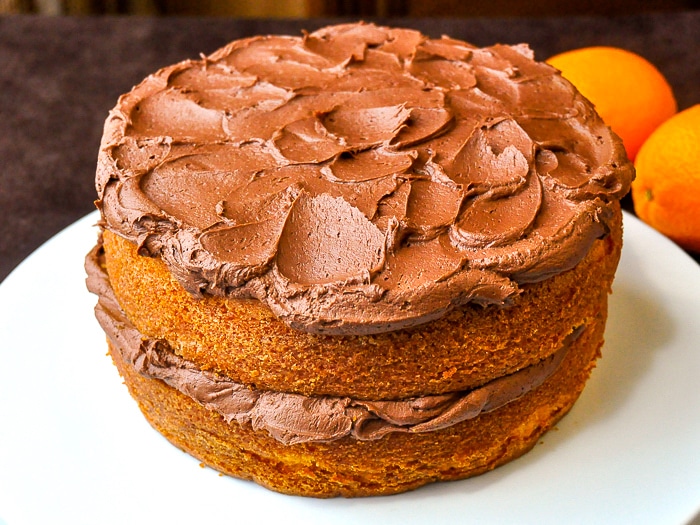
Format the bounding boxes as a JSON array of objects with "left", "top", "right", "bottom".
[{"left": 105, "top": 300, "right": 606, "bottom": 497}]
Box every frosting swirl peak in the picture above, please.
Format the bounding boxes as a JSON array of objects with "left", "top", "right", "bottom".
[{"left": 96, "top": 22, "right": 633, "bottom": 334}]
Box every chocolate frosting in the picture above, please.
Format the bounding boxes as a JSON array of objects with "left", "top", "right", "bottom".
[
  {"left": 86, "top": 242, "right": 582, "bottom": 444},
  {"left": 95, "top": 23, "right": 633, "bottom": 334}
]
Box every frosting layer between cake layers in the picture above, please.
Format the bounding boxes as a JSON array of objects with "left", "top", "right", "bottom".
[{"left": 96, "top": 22, "right": 633, "bottom": 335}]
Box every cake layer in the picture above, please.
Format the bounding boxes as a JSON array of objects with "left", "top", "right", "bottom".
[
  {"left": 95, "top": 22, "right": 633, "bottom": 335},
  {"left": 97, "top": 203, "right": 621, "bottom": 399}
]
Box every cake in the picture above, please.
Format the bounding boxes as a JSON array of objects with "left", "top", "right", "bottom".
[{"left": 85, "top": 22, "right": 634, "bottom": 497}]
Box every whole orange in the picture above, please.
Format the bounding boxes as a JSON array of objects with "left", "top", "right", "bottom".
[
  {"left": 547, "top": 46, "right": 677, "bottom": 161},
  {"left": 632, "top": 104, "right": 700, "bottom": 253}
]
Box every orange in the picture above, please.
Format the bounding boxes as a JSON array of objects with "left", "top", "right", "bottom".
[
  {"left": 632, "top": 104, "right": 700, "bottom": 253},
  {"left": 547, "top": 46, "right": 677, "bottom": 161}
]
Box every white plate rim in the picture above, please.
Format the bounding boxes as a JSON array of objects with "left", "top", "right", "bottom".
[{"left": 1, "top": 210, "right": 699, "bottom": 525}]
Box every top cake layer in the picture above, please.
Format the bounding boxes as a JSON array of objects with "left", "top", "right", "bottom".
[{"left": 96, "top": 22, "right": 633, "bottom": 335}]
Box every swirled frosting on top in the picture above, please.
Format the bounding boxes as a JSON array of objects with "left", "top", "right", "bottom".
[{"left": 96, "top": 22, "right": 633, "bottom": 335}]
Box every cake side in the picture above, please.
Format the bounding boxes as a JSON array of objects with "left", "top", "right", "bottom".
[{"left": 87, "top": 222, "right": 614, "bottom": 496}]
